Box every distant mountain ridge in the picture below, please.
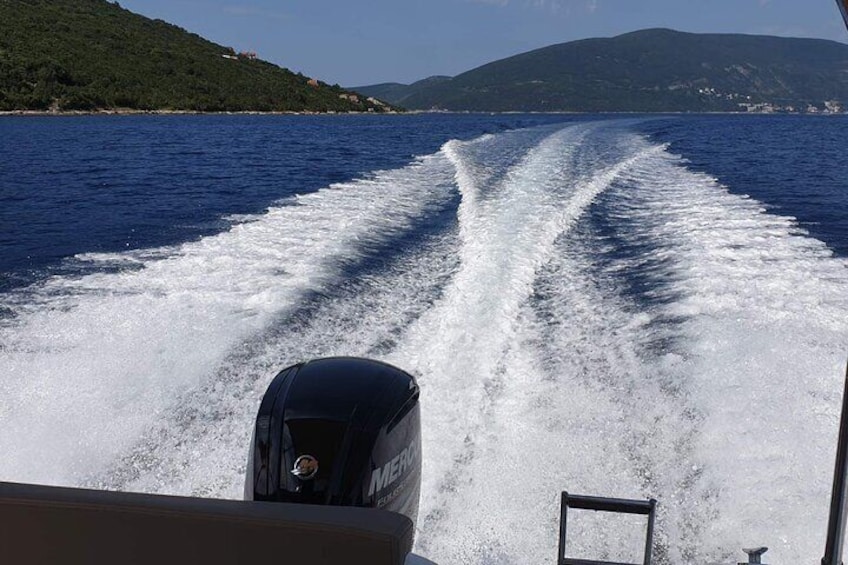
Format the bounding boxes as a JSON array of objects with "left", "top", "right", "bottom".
[
  {"left": 349, "top": 76, "right": 452, "bottom": 108},
  {"left": 0, "top": 0, "right": 394, "bottom": 113},
  {"left": 353, "top": 29, "right": 848, "bottom": 113}
]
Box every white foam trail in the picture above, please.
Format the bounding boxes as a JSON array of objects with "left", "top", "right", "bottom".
[
  {"left": 0, "top": 153, "right": 457, "bottom": 487},
  {"left": 395, "top": 124, "right": 848, "bottom": 565},
  {"left": 609, "top": 144, "right": 848, "bottom": 564},
  {"left": 94, "top": 223, "right": 463, "bottom": 497},
  {"left": 393, "top": 123, "right": 666, "bottom": 563}
]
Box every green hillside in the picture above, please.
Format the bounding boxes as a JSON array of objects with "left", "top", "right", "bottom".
[
  {"left": 0, "top": 0, "right": 394, "bottom": 113},
  {"left": 356, "top": 29, "right": 848, "bottom": 113}
]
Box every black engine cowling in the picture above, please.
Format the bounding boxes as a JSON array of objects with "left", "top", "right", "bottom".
[{"left": 245, "top": 357, "right": 421, "bottom": 527}]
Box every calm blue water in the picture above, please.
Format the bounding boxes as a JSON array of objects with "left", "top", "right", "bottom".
[{"left": 1, "top": 114, "right": 847, "bottom": 564}]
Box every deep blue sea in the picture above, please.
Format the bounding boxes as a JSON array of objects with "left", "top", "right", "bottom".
[{"left": 1, "top": 114, "right": 847, "bottom": 564}]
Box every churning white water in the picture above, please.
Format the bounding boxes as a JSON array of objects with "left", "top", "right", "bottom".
[{"left": 1, "top": 121, "right": 846, "bottom": 564}]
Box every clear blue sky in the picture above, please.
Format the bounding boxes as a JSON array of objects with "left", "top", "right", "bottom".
[{"left": 117, "top": 0, "right": 847, "bottom": 86}]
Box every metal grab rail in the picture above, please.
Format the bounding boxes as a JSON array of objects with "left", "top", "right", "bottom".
[
  {"left": 558, "top": 492, "right": 657, "bottom": 565},
  {"left": 822, "top": 361, "right": 848, "bottom": 565}
]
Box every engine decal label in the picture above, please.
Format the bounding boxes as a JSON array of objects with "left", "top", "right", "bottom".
[{"left": 368, "top": 440, "right": 417, "bottom": 497}]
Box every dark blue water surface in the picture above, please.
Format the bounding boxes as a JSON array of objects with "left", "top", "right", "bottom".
[
  {"left": 0, "top": 114, "right": 577, "bottom": 289},
  {"left": 640, "top": 114, "right": 848, "bottom": 257},
  {"left": 2, "top": 113, "right": 847, "bottom": 291}
]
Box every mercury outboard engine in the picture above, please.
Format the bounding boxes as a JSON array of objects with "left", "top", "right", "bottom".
[{"left": 245, "top": 357, "right": 421, "bottom": 528}]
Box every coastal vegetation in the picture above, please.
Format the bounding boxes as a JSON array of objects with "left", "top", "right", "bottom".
[
  {"left": 0, "top": 0, "right": 393, "bottom": 113},
  {"left": 354, "top": 29, "right": 848, "bottom": 113},
  {"left": 5, "top": 0, "right": 847, "bottom": 115}
]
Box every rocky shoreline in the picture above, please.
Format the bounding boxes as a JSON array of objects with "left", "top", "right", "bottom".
[{"left": 0, "top": 108, "right": 403, "bottom": 117}]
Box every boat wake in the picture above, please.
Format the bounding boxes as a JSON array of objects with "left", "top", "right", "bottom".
[{"left": 1, "top": 120, "right": 846, "bottom": 564}]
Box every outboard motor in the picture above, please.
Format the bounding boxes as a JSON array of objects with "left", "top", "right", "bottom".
[{"left": 245, "top": 357, "right": 421, "bottom": 528}]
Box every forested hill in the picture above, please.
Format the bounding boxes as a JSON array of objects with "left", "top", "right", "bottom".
[
  {"left": 0, "top": 0, "right": 393, "bottom": 113},
  {"left": 355, "top": 29, "right": 848, "bottom": 113}
]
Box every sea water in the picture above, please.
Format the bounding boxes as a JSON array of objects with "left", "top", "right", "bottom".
[{"left": 1, "top": 113, "right": 847, "bottom": 564}]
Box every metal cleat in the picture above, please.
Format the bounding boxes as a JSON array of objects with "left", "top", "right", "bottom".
[{"left": 738, "top": 547, "right": 768, "bottom": 565}]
